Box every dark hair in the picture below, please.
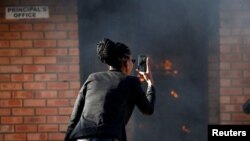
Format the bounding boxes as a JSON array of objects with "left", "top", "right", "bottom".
[{"left": 97, "top": 38, "right": 131, "bottom": 69}]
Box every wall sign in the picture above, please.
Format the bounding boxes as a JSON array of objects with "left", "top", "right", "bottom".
[{"left": 5, "top": 6, "right": 49, "bottom": 19}]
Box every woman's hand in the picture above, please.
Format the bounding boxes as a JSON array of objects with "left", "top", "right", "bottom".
[{"left": 137, "top": 57, "right": 154, "bottom": 86}]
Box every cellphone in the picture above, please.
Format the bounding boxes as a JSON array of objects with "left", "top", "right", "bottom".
[{"left": 137, "top": 55, "right": 147, "bottom": 72}]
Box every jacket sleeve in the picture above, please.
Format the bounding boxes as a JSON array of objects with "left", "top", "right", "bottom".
[
  {"left": 133, "top": 78, "right": 156, "bottom": 115},
  {"left": 64, "top": 82, "right": 87, "bottom": 141}
]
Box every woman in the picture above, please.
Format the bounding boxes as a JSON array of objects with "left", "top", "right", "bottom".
[{"left": 64, "top": 38, "right": 156, "bottom": 141}]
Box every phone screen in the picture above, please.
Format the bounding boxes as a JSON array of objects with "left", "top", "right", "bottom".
[{"left": 137, "top": 55, "right": 147, "bottom": 72}]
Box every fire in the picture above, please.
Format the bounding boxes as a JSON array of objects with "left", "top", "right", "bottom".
[
  {"left": 163, "top": 60, "right": 172, "bottom": 70},
  {"left": 161, "top": 59, "right": 178, "bottom": 76},
  {"left": 181, "top": 125, "right": 190, "bottom": 133},
  {"left": 170, "top": 90, "right": 179, "bottom": 98}
]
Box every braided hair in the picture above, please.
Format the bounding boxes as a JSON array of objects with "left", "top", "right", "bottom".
[{"left": 97, "top": 38, "right": 131, "bottom": 70}]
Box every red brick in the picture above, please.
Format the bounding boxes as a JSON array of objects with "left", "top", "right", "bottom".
[
  {"left": 24, "top": 99, "right": 46, "bottom": 107},
  {"left": 221, "top": 104, "right": 241, "bottom": 112},
  {"left": 0, "top": 57, "right": 10, "bottom": 64},
  {"left": 4, "top": 133, "right": 26, "bottom": 141},
  {"left": 0, "top": 40, "right": 10, "bottom": 47},
  {"left": 69, "top": 48, "right": 79, "bottom": 55},
  {"left": 0, "top": 99, "right": 22, "bottom": 107},
  {"left": 12, "top": 91, "right": 34, "bottom": 99},
  {"left": 58, "top": 73, "right": 80, "bottom": 81},
  {"left": 68, "top": 31, "right": 78, "bottom": 39},
  {"left": 11, "top": 74, "right": 34, "bottom": 82},
  {"left": 244, "top": 37, "right": 250, "bottom": 44},
  {"left": 23, "top": 65, "right": 45, "bottom": 73},
  {"left": 0, "top": 109, "right": 11, "bottom": 115},
  {"left": 15, "top": 125, "right": 37, "bottom": 132},
  {"left": 59, "top": 124, "right": 67, "bottom": 132},
  {"left": 220, "top": 53, "right": 242, "bottom": 61},
  {"left": 47, "top": 99, "right": 69, "bottom": 107},
  {"left": 35, "top": 91, "right": 57, "bottom": 98},
  {"left": 10, "top": 40, "right": 33, "bottom": 48},
  {"left": 70, "top": 99, "right": 76, "bottom": 106},
  {"left": 46, "top": 65, "right": 68, "bottom": 72},
  {"left": 220, "top": 113, "right": 231, "bottom": 121},
  {"left": 231, "top": 62, "right": 250, "bottom": 70},
  {"left": 11, "top": 57, "right": 33, "bottom": 64},
  {"left": 36, "top": 108, "right": 58, "bottom": 115},
  {"left": 0, "top": 24, "right": 9, "bottom": 31},
  {"left": 34, "top": 57, "right": 56, "bottom": 64},
  {"left": 220, "top": 28, "right": 231, "bottom": 36},
  {"left": 220, "top": 79, "right": 231, "bottom": 86},
  {"left": 54, "top": 6, "right": 67, "bottom": 13},
  {"left": 59, "top": 107, "right": 72, "bottom": 115},
  {"left": 24, "top": 116, "right": 46, "bottom": 124},
  {"left": 220, "top": 87, "right": 243, "bottom": 95},
  {"left": 0, "top": 74, "right": 10, "bottom": 81},
  {"left": 0, "top": 6, "right": 5, "bottom": 14},
  {"left": 0, "top": 83, "right": 22, "bottom": 90},
  {"left": 243, "top": 71, "right": 250, "bottom": 77},
  {"left": 34, "top": 23, "right": 55, "bottom": 31},
  {"left": 0, "top": 65, "right": 22, "bottom": 73},
  {"left": 47, "top": 82, "right": 69, "bottom": 90},
  {"left": 68, "top": 14, "right": 78, "bottom": 22},
  {"left": 0, "top": 49, "right": 21, "bottom": 56},
  {"left": 0, "top": 91, "right": 11, "bottom": 99},
  {"left": 0, "top": 125, "right": 14, "bottom": 132},
  {"left": 69, "top": 65, "right": 79, "bottom": 72},
  {"left": 56, "top": 23, "right": 78, "bottom": 30},
  {"left": 45, "top": 48, "right": 68, "bottom": 56},
  {"left": 27, "top": 133, "right": 47, "bottom": 141},
  {"left": 48, "top": 15, "right": 66, "bottom": 22},
  {"left": 13, "top": 108, "right": 35, "bottom": 116},
  {"left": 22, "top": 49, "right": 44, "bottom": 56},
  {"left": 35, "top": 74, "right": 57, "bottom": 81},
  {"left": 58, "top": 90, "right": 78, "bottom": 98},
  {"left": 38, "top": 124, "right": 58, "bottom": 132},
  {"left": 57, "top": 39, "right": 78, "bottom": 47},
  {"left": 57, "top": 56, "right": 79, "bottom": 64},
  {"left": 47, "top": 116, "right": 68, "bottom": 123},
  {"left": 231, "top": 96, "right": 249, "bottom": 104},
  {"left": 22, "top": 32, "right": 43, "bottom": 39},
  {"left": 48, "top": 133, "right": 64, "bottom": 140},
  {"left": 34, "top": 40, "right": 56, "bottom": 47},
  {"left": 23, "top": 82, "right": 46, "bottom": 90},
  {"left": 220, "top": 96, "right": 230, "bottom": 104},
  {"left": 70, "top": 82, "right": 80, "bottom": 89},
  {"left": 232, "top": 113, "right": 250, "bottom": 121},
  {"left": 0, "top": 32, "right": 20, "bottom": 39},
  {"left": 220, "top": 70, "right": 242, "bottom": 78},
  {"left": 10, "top": 24, "right": 32, "bottom": 31},
  {"left": 231, "top": 46, "right": 242, "bottom": 53},
  {"left": 1, "top": 117, "right": 23, "bottom": 124},
  {"left": 232, "top": 79, "right": 250, "bottom": 86},
  {"left": 45, "top": 31, "right": 67, "bottom": 39},
  {"left": 243, "top": 53, "right": 250, "bottom": 61}
]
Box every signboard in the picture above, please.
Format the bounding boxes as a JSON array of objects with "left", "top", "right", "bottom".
[{"left": 5, "top": 6, "right": 49, "bottom": 19}]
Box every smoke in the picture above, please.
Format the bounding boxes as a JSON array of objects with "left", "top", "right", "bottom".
[{"left": 78, "top": 0, "right": 218, "bottom": 140}]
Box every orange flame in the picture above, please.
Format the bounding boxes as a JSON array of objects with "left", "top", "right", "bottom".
[
  {"left": 160, "top": 59, "right": 178, "bottom": 76},
  {"left": 163, "top": 60, "right": 172, "bottom": 70},
  {"left": 170, "top": 90, "right": 179, "bottom": 99}
]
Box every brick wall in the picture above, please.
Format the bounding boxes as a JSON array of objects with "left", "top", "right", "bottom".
[
  {"left": 216, "top": 0, "right": 250, "bottom": 124},
  {"left": 0, "top": 0, "right": 79, "bottom": 140}
]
